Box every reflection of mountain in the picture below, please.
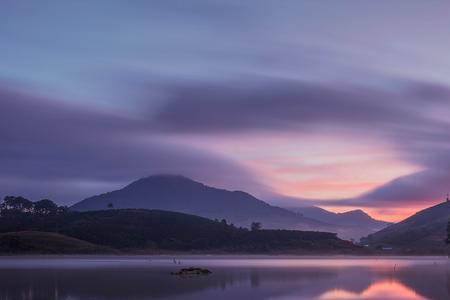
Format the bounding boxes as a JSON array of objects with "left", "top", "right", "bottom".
[
  {"left": 0, "top": 265, "right": 339, "bottom": 300},
  {"left": 394, "top": 263, "right": 450, "bottom": 300},
  {"left": 0, "top": 267, "right": 238, "bottom": 300},
  {"left": 0, "top": 258, "right": 447, "bottom": 300}
]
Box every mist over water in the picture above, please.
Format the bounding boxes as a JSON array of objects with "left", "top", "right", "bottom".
[{"left": 0, "top": 256, "right": 448, "bottom": 300}]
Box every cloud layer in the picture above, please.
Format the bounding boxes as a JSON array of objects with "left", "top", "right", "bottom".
[
  {"left": 149, "top": 78, "right": 450, "bottom": 207},
  {"left": 0, "top": 86, "right": 264, "bottom": 204},
  {"left": 2, "top": 1, "right": 450, "bottom": 218},
  {"left": 2, "top": 74, "right": 450, "bottom": 212}
]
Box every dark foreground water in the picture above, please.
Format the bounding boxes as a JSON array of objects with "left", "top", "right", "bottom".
[{"left": 0, "top": 256, "right": 449, "bottom": 300}]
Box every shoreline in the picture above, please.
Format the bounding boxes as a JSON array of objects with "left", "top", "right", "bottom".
[{"left": 0, "top": 253, "right": 448, "bottom": 258}]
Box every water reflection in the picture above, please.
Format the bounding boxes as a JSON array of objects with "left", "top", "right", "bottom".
[
  {"left": 319, "top": 281, "right": 425, "bottom": 299},
  {"left": 0, "top": 256, "right": 448, "bottom": 300}
]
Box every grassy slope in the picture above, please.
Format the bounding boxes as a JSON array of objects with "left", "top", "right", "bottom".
[{"left": 0, "top": 231, "right": 113, "bottom": 254}]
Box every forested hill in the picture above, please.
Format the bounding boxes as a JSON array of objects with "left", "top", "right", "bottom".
[
  {"left": 0, "top": 207, "right": 358, "bottom": 254},
  {"left": 365, "top": 201, "right": 450, "bottom": 252}
]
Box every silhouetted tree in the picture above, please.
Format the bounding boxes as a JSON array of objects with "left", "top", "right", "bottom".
[
  {"left": 107, "top": 203, "right": 114, "bottom": 209},
  {"left": 34, "top": 199, "right": 58, "bottom": 215},
  {"left": 251, "top": 222, "right": 261, "bottom": 231},
  {"left": 447, "top": 218, "right": 450, "bottom": 244},
  {"left": 57, "top": 206, "right": 69, "bottom": 214},
  {"left": 1, "top": 196, "right": 33, "bottom": 213},
  {"left": 0, "top": 196, "right": 69, "bottom": 218}
]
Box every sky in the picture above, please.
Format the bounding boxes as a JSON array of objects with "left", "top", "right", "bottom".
[{"left": 2, "top": 0, "right": 450, "bottom": 221}]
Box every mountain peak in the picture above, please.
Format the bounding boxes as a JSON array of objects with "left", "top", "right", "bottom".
[
  {"left": 124, "top": 174, "right": 203, "bottom": 189},
  {"left": 135, "top": 174, "right": 196, "bottom": 182},
  {"left": 70, "top": 174, "right": 329, "bottom": 231},
  {"left": 286, "top": 206, "right": 390, "bottom": 240},
  {"left": 340, "top": 209, "right": 367, "bottom": 216}
]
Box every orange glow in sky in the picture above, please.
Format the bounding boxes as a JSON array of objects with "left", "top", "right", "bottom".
[
  {"left": 320, "top": 205, "right": 429, "bottom": 223},
  {"left": 173, "top": 132, "right": 418, "bottom": 196},
  {"left": 163, "top": 131, "right": 424, "bottom": 222}
]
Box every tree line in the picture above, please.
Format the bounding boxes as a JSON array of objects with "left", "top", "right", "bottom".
[{"left": 0, "top": 196, "right": 67, "bottom": 216}]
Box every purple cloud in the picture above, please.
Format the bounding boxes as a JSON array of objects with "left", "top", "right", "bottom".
[
  {"left": 0, "top": 86, "right": 264, "bottom": 204},
  {"left": 147, "top": 78, "right": 450, "bottom": 207},
  {"left": 151, "top": 80, "right": 422, "bottom": 133},
  {"left": 3, "top": 75, "right": 450, "bottom": 209}
]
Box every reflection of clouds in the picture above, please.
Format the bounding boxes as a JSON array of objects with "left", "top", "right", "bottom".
[
  {"left": 318, "top": 280, "right": 426, "bottom": 299},
  {"left": 0, "top": 257, "right": 447, "bottom": 300}
]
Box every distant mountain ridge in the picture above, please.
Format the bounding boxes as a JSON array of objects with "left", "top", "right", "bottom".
[
  {"left": 71, "top": 175, "right": 330, "bottom": 231},
  {"left": 365, "top": 201, "right": 450, "bottom": 252},
  {"left": 286, "top": 206, "right": 390, "bottom": 241},
  {"left": 287, "top": 206, "right": 390, "bottom": 228},
  {"left": 71, "top": 174, "right": 393, "bottom": 240}
]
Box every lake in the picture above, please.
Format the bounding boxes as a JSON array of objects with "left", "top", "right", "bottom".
[{"left": 0, "top": 256, "right": 448, "bottom": 300}]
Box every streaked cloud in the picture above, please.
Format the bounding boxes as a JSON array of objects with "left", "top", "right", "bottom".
[{"left": 2, "top": 1, "right": 450, "bottom": 220}]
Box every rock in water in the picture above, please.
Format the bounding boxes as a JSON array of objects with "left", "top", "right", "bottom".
[{"left": 170, "top": 267, "right": 212, "bottom": 276}]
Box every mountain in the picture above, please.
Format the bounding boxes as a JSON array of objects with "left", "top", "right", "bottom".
[
  {"left": 71, "top": 175, "right": 331, "bottom": 231},
  {"left": 286, "top": 206, "right": 390, "bottom": 241},
  {"left": 288, "top": 206, "right": 390, "bottom": 228},
  {"left": 364, "top": 201, "right": 450, "bottom": 252},
  {"left": 0, "top": 209, "right": 359, "bottom": 253}
]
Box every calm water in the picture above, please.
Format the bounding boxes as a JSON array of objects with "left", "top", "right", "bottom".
[{"left": 0, "top": 256, "right": 449, "bottom": 300}]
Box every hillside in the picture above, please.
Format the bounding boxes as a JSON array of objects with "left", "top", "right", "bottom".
[
  {"left": 364, "top": 201, "right": 450, "bottom": 251},
  {"left": 287, "top": 206, "right": 390, "bottom": 241},
  {"left": 0, "top": 231, "right": 112, "bottom": 254},
  {"left": 0, "top": 209, "right": 358, "bottom": 253},
  {"left": 71, "top": 175, "right": 331, "bottom": 231}
]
